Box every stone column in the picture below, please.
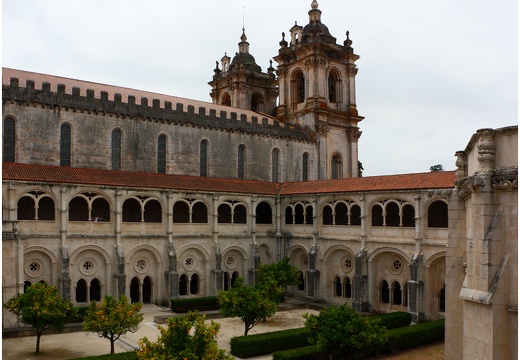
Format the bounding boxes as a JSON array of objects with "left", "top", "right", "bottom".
[
  {"left": 353, "top": 249, "right": 369, "bottom": 312},
  {"left": 409, "top": 254, "right": 424, "bottom": 323},
  {"left": 306, "top": 245, "right": 319, "bottom": 300}
]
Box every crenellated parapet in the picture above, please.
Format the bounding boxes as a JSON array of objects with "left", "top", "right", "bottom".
[{"left": 3, "top": 77, "right": 315, "bottom": 143}]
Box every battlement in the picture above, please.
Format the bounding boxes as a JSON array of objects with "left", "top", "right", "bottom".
[{"left": 3, "top": 77, "right": 316, "bottom": 142}]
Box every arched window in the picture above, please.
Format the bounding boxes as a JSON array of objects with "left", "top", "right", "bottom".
[
  {"left": 130, "top": 277, "right": 140, "bottom": 303},
  {"left": 157, "top": 134, "right": 167, "bottom": 174},
  {"left": 335, "top": 202, "right": 348, "bottom": 225},
  {"left": 294, "top": 204, "right": 305, "bottom": 224},
  {"left": 90, "top": 278, "right": 101, "bottom": 302},
  {"left": 350, "top": 205, "right": 361, "bottom": 226},
  {"left": 331, "top": 154, "right": 342, "bottom": 179},
  {"left": 60, "top": 124, "right": 71, "bottom": 167},
  {"left": 76, "top": 279, "right": 87, "bottom": 302},
  {"left": 111, "top": 129, "right": 121, "bottom": 170},
  {"left": 272, "top": 148, "right": 279, "bottom": 182},
  {"left": 221, "top": 93, "right": 231, "bottom": 106},
  {"left": 122, "top": 198, "right": 142, "bottom": 222},
  {"left": 251, "top": 92, "right": 264, "bottom": 112},
  {"left": 292, "top": 70, "right": 305, "bottom": 104},
  {"left": 256, "top": 202, "right": 273, "bottom": 224},
  {"left": 91, "top": 197, "right": 110, "bottom": 222},
  {"left": 381, "top": 280, "right": 390, "bottom": 304},
  {"left": 24, "top": 280, "right": 32, "bottom": 293},
  {"left": 143, "top": 276, "right": 152, "bottom": 303},
  {"left": 285, "top": 206, "right": 294, "bottom": 225},
  {"left": 179, "top": 274, "right": 188, "bottom": 296},
  {"left": 305, "top": 206, "right": 313, "bottom": 225},
  {"left": 402, "top": 204, "right": 415, "bottom": 227},
  {"left": 392, "top": 281, "right": 402, "bottom": 305},
  {"left": 428, "top": 201, "right": 448, "bottom": 228},
  {"left": 218, "top": 204, "right": 232, "bottom": 224},
  {"left": 334, "top": 276, "right": 342, "bottom": 296},
  {"left": 190, "top": 274, "right": 199, "bottom": 295},
  {"left": 17, "top": 197, "right": 36, "bottom": 220},
  {"left": 3, "top": 117, "right": 15, "bottom": 162},
  {"left": 233, "top": 204, "right": 247, "bottom": 224},
  {"left": 386, "top": 202, "right": 400, "bottom": 227},
  {"left": 371, "top": 204, "right": 384, "bottom": 226},
  {"left": 328, "top": 70, "right": 342, "bottom": 103},
  {"left": 344, "top": 277, "right": 352, "bottom": 298},
  {"left": 144, "top": 199, "right": 162, "bottom": 223},
  {"left": 173, "top": 201, "right": 190, "bottom": 223},
  {"left": 69, "top": 197, "right": 89, "bottom": 221},
  {"left": 200, "top": 140, "right": 208, "bottom": 177},
  {"left": 322, "top": 205, "right": 333, "bottom": 225},
  {"left": 238, "top": 145, "right": 245, "bottom": 179},
  {"left": 298, "top": 271, "right": 305, "bottom": 291},
  {"left": 192, "top": 202, "right": 208, "bottom": 223},
  {"left": 302, "top": 152, "right": 309, "bottom": 181},
  {"left": 38, "top": 197, "right": 56, "bottom": 221}
]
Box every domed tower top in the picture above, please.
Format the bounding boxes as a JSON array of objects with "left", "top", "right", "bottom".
[{"left": 229, "top": 28, "right": 262, "bottom": 72}]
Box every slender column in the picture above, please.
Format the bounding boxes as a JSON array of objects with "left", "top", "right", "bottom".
[{"left": 59, "top": 186, "right": 71, "bottom": 300}]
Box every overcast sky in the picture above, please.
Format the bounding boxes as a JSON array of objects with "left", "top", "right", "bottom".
[{"left": 3, "top": 0, "right": 517, "bottom": 176}]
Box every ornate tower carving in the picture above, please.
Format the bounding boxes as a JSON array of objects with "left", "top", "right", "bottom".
[
  {"left": 209, "top": 29, "right": 278, "bottom": 116},
  {"left": 273, "top": 1, "right": 364, "bottom": 179}
]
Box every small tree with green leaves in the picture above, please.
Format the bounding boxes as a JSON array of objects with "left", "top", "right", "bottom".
[
  {"left": 304, "top": 304, "right": 388, "bottom": 360},
  {"left": 137, "top": 311, "right": 233, "bottom": 360},
  {"left": 256, "top": 257, "right": 300, "bottom": 302},
  {"left": 218, "top": 277, "right": 278, "bottom": 335},
  {"left": 4, "top": 282, "right": 76, "bottom": 355},
  {"left": 83, "top": 295, "right": 143, "bottom": 354}
]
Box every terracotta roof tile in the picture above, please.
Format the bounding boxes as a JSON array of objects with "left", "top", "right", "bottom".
[
  {"left": 2, "top": 162, "right": 280, "bottom": 195},
  {"left": 3, "top": 163, "right": 456, "bottom": 196},
  {"left": 279, "top": 171, "right": 456, "bottom": 195}
]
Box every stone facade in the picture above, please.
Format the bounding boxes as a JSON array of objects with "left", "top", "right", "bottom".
[{"left": 446, "top": 126, "right": 518, "bottom": 360}]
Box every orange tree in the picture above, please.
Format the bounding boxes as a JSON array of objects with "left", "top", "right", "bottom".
[
  {"left": 218, "top": 277, "right": 278, "bottom": 336},
  {"left": 4, "top": 282, "right": 75, "bottom": 355},
  {"left": 137, "top": 311, "right": 233, "bottom": 360},
  {"left": 256, "top": 257, "right": 300, "bottom": 302},
  {"left": 83, "top": 295, "right": 143, "bottom": 354}
]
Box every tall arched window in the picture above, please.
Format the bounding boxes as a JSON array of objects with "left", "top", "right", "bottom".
[
  {"left": 60, "top": 124, "right": 71, "bottom": 166},
  {"left": 302, "top": 152, "right": 309, "bottom": 181},
  {"left": 111, "top": 129, "right": 121, "bottom": 170},
  {"left": 251, "top": 92, "right": 264, "bottom": 112},
  {"left": 272, "top": 148, "right": 279, "bottom": 182},
  {"left": 200, "top": 140, "right": 208, "bottom": 177},
  {"left": 238, "top": 144, "right": 245, "bottom": 179},
  {"left": 331, "top": 154, "right": 342, "bottom": 179},
  {"left": 221, "top": 93, "right": 231, "bottom": 106},
  {"left": 292, "top": 70, "right": 305, "bottom": 104},
  {"left": 328, "top": 70, "right": 342, "bottom": 103},
  {"left": 157, "top": 134, "right": 166, "bottom": 174},
  {"left": 3, "top": 117, "right": 15, "bottom": 162}
]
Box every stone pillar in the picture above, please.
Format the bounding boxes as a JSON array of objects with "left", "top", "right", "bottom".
[
  {"left": 59, "top": 246, "right": 71, "bottom": 301},
  {"left": 168, "top": 243, "right": 179, "bottom": 298},
  {"left": 306, "top": 245, "right": 319, "bottom": 300},
  {"left": 213, "top": 244, "right": 223, "bottom": 292},
  {"left": 409, "top": 254, "right": 424, "bottom": 323},
  {"left": 116, "top": 252, "right": 126, "bottom": 298},
  {"left": 353, "top": 249, "right": 369, "bottom": 312}
]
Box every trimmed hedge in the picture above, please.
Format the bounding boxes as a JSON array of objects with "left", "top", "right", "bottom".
[
  {"left": 230, "top": 327, "right": 311, "bottom": 358},
  {"left": 230, "top": 311, "right": 412, "bottom": 358},
  {"left": 272, "top": 319, "right": 445, "bottom": 360},
  {"left": 369, "top": 311, "right": 412, "bottom": 330},
  {"left": 170, "top": 296, "right": 220, "bottom": 313}
]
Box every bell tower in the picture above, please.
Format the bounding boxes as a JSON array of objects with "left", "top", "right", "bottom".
[
  {"left": 273, "top": 1, "right": 364, "bottom": 179},
  {"left": 209, "top": 29, "right": 278, "bottom": 116}
]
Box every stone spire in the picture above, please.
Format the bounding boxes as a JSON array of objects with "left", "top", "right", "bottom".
[{"left": 238, "top": 28, "right": 250, "bottom": 54}]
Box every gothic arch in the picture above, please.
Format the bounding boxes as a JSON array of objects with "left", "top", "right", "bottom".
[
  {"left": 126, "top": 244, "right": 163, "bottom": 264},
  {"left": 425, "top": 251, "right": 446, "bottom": 268},
  {"left": 70, "top": 245, "right": 111, "bottom": 266},
  {"left": 222, "top": 245, "right": 249, "bottom": 261},
  {"left": 177, "top": 244, "right": 211, "bottom": 262},
  {"left": 367, "top": 247, "right": 410, "bottom": 264},
  {"left": 322, "top": 245, "right": 355, "bottom": 263}
]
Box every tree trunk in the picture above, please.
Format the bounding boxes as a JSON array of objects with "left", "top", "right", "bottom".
[
  {"left": 110, "top": 334, "right": 115, "bottom": 354},
  {"left": 35, "top": 330, "right": 43, "bottom": 355}
]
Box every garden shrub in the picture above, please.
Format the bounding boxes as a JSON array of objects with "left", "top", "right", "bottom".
[
  {"left": 272, "top": 345, "right": 323, "bottom": 360},
  {"left": 170, "top": 296, "right": 220, "bottom": 312},
  {"left": 230, "top": 327, "right": 311, "bottom": 358},
  {"left": 368, "top": 311, "right": 411, "bottom": 330}
]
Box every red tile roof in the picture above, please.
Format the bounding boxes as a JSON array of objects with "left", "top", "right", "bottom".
[
  {"left": 279, "top": 171, "right": 456, "bottom": 195},
  {"left": 3, "top": 163, "right": 456, "bottom": 195}
]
